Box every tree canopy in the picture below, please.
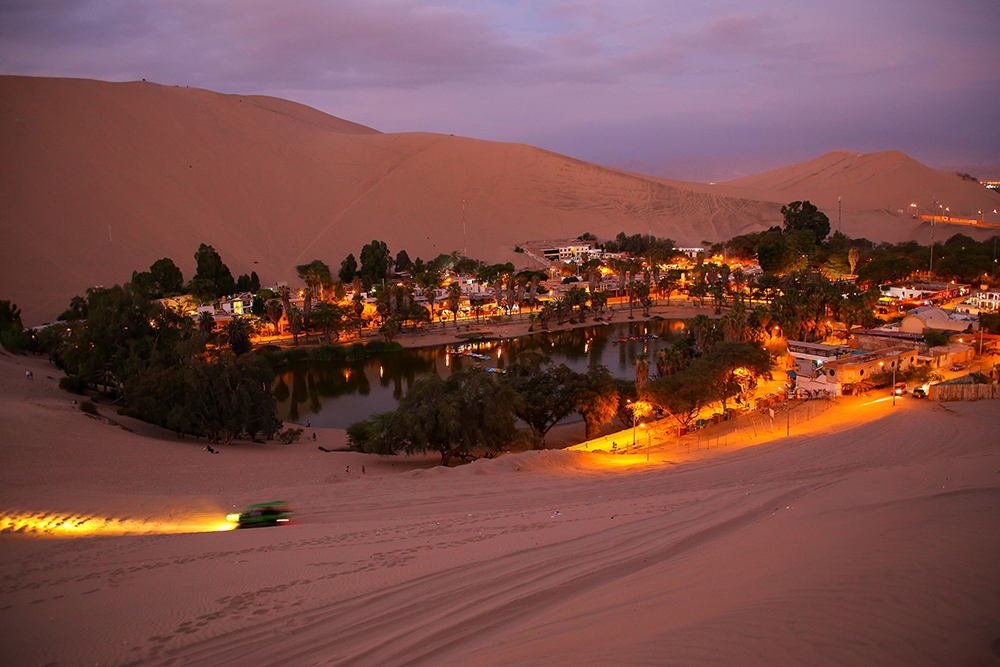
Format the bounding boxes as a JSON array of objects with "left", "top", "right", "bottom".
[
  {"left": 781, "top": 200, "right": 831, "bottom": 242},
  {"left": 347, "top": 367, "right": 518, "bottom": 466},
  {"left": 191, "top": 243, "right": 236, "bottom": 298}
]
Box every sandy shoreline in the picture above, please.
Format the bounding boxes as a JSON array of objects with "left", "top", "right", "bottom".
[{"left": 2, "top": 349, "right": 999, "bottom": 666}]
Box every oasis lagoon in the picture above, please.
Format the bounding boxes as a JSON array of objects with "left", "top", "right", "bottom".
[{"left": 275, "top": 319, "right": 686, "bottom": 428}]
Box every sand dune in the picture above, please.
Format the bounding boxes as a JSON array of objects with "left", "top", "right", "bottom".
[
  {"left": 719, "top": 150, "right": 1000, "bottom": 238},
  {"left": 3, "top": 76, "right": 999, "bottom": 324},
  {"left": 2, "top": 350, "right": 999, "bottom": 666},
  {"left": 1, "top": 76, "right": 776, "bottom": 324}
]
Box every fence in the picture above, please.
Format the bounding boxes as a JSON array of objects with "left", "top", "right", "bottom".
[
  {"left": 682, "top": 398, "right": 835, "bottom": 450},
  {"left": 930, "top": 383, "right": 1000, "bottom": 401},
  {"left": 578, "top": 397, "right": 836, "bottom": 455}
]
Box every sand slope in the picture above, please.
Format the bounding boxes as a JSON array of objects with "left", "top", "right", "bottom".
[
  {"left": 719, "top": 150, "right": 1000, "bottom": 239},
  {"left": 1, "top": 75, "right": 777, "bottom": 324},
  {"left": 3, "top": 76, "right": 998, "bottom": 323},
  {"left": 1, "top": 352, "right": 998, "bottom": 666}
]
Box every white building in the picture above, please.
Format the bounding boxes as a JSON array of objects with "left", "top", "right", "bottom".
[
  {"left": 969, "top": 289, "right": 1000, "bottom": 312},
  {"left": 898, "top": 306, "right": 978, "bottom": 333},
  {"left": 541, "top": 244, "right": 599, "bottom": 263}
]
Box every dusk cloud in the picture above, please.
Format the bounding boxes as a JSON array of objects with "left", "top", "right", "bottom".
[{"left": 1, "top": 0, "right": 998, "bottom": 178}]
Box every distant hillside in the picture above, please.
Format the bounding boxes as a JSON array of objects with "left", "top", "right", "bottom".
[
  {"left": 3, "top": 77, "right": 997, "bottom": 323},
  {"left": 0, "top": 76, "right": 777, "bottom": 323},
  {"left": 721, "top": 150, "right": 1000, "bottom": 220}
]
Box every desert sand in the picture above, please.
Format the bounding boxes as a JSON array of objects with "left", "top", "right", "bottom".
[
  {"left": 2, "top": 347, "right": 999, "bottom": 666},
  {"left": 4, "top": 75, "right": 998, "bottom": 325}
]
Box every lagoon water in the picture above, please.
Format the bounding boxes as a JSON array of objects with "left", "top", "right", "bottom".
[{"left": 275, "top": 319, "right": 687, "bottom": 428}]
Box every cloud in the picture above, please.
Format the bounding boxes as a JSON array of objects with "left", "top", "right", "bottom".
[
  {"left": 0, "top": 0, "right": 997, "bottom": 172},
  {"left": 0, "top": 0, "right": 544, "bottom": 89}
]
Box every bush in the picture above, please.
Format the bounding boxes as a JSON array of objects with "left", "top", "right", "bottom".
[
  {"left": 79, "top": 400, "right": 98, "bottom": 415},
  {"left": 278, "top": 427, "right": 304, "bottom": 444},
  {"left": 59, "top": 375, "right": 89, "bottom": 394}
]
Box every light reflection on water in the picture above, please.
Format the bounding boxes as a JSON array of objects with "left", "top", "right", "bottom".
[{"left": 275, "top": 320, "right": 686, "bottom": 428}]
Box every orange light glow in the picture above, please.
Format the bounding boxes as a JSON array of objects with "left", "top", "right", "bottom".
[{"left": 0, "top": 510, "right": 236, "bottom": 539}]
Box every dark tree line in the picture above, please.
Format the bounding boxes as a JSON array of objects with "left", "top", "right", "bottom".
[{"left": 41, "top": 283, "right": 281, "bottom": 443}]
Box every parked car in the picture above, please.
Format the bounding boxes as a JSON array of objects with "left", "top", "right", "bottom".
[
  {"left": 950, "top": 364, "right": 963, "bottom": 372},
  {"left": 911, "top": 387, "right": 926, "bottom": 399}
]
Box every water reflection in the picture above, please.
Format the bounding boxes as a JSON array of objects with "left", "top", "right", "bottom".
[{"left": 276, "top": 320, "right": 686, "bottom": 428}]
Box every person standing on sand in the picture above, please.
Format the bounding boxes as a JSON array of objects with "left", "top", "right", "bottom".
[
  {"left": 346, "top": 466, "right": 350, "bottom": 474},
  {"left": 25, "top": 370, "right": 33, "bottom": 380}
]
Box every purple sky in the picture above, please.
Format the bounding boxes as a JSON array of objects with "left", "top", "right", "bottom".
[{"left": 2, "top": 0, "right": 998, "bottom": 180}]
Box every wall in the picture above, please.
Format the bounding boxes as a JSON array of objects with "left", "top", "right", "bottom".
[{"left": 930, "top": 383, "right": 1000, "bottom": 401}]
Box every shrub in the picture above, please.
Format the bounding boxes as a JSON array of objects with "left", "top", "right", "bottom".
[
  {"left": 59, "top": 375, "right": 88, "bottom": 394},
  {"left": 79, "top": 400, "right": 98, "bottom": 415},
  {"left": 278, "top": 427, "right": 304, "bottom": 444}
]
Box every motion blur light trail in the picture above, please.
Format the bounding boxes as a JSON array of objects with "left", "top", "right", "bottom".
[{"left": 0, "top": 510, "right": 236, "bottom": 538}]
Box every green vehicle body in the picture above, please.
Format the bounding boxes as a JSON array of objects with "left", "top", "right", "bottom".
[{"left": 233, "top": 501, "right": 292, "bottom": 528}]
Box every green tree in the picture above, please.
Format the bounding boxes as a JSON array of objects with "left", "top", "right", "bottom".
[
  {"left": 575, "top": 365, "right": 620, "bottom": 440},
  {"left": 150, "top": 257, "right": 185, "bottom": 295},
  {"left": 502, "top": 352, "right": 580, "bottom": 447},
  {"left": 359, "top": 240, "right": 393, "bottom": 291},
  {"left": 192, "top": 243, "right": 236, "bottom": 297},
  {"left": 124, "top": 353, "right": 281, "bottom": 443},
  {"left": 703, "top": 341, "right": 772, "bottom": 414},
  {"left": 782, "top": 200, "right": 831, "bottom": 242},
  {"left": 312, "top": 302, "right": 347, "bottom": 343},
  {"left": 297, "top": 260, "right": 334, "bottom": 302},
  {"left": 643, "top": 364, "right": 714, "bottom": 429},
  {"left": 395, "top": 249, "right": 413, "bottom": 273},
  {"left": 339, "top": 253, "right": 359, "bottom": 284},
  {"left": 59, "top": 295, "right": 88, "bottom": 322},
  {"left": 347, "top": 367, "right": 518, "bottom": 466}
]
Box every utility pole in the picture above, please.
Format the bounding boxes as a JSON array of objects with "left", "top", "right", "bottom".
[
  {"left": 838, "top": 195, "right": 842, "bottom": 233},
  {"left": 462, "top": 199, "right": 468, "bottom": 259},
  {"left": 929, "top": 198, "right": 937, "bottom": 277}
]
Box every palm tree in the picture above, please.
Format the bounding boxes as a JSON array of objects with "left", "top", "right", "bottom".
[
  {"left": 265, "top": 299, "right": 284, "bottom": 336},
  {"left": 635, "top": 353, "right": 650, "bottom": 388},
  {"left": 632, "top": 281, "right": 652, "bottom": 317},
  {"left": 301, "top": 286, "right": 313, "bottom": 329},
  {"left": 646, "top": 247, "right": 671, "bottom": 294},
  {"left": 296, "top": 260, "right": 333, "bottom": 302},
  {"left": 446, "top": 282, "right": 463, "bottom": 326},
  {"left": 580, "top": 258, "right": 604, "bottom": 295},
  {"left": 691, "top": 314, "right": 718, "bottom": 354},
  {"left": 198, "top": 310, "right": 215, "bottom": 335},
  {"left": 608, "top": 258, "right": 628, "bottom": 303},
  {"left": 659, "top": 272, "right": 680, "bottom": 307},
  {"left": 287, "top": 306, "right": 303, "bottom": 346},
  {"left": 277, "top": 285, "right": 292, "bottom": 320},
  {"left": 590, "top": 290, "right": 609, "bottom": 316},
  {"left": 225, "top": 315, "right": 256, "bottom": 355},
  {"left": 312, "top": 302, "right": 346, "bottom": 343},
  {"left": 720, "top": 303, "right": 747, "bottom": 342},
  {"left": 522, "top": 270, "right": 547, "bottom": 311}
]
